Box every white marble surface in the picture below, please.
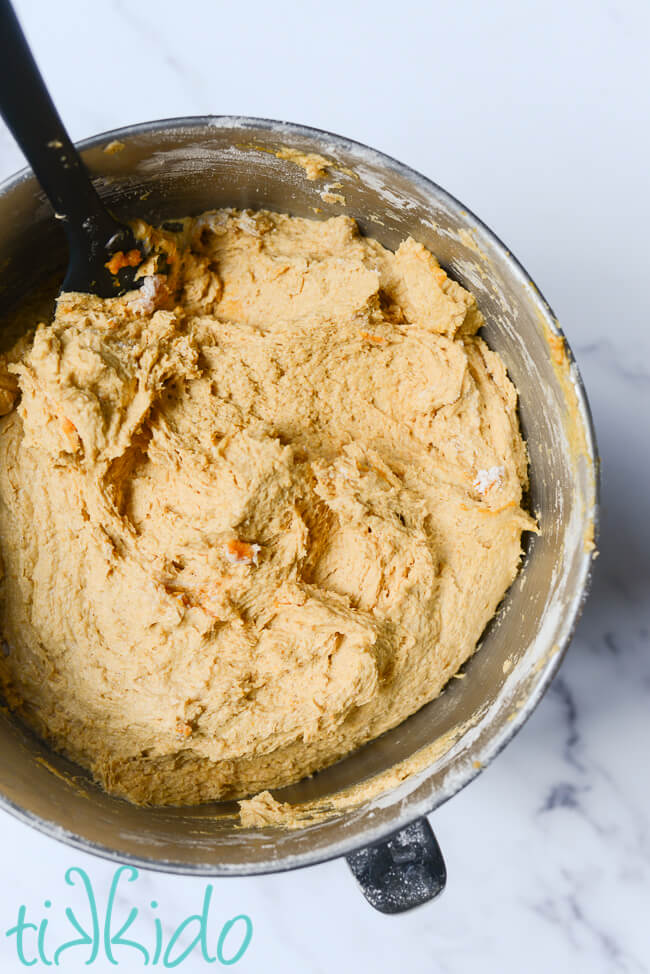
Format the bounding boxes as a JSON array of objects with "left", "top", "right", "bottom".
[{"left": 0, "top": 0, "right": 649, "bottom": 970}]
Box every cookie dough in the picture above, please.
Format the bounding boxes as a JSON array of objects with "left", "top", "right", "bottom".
[{"left": 0, "top": 209, "right": 535, "bottom": 805}]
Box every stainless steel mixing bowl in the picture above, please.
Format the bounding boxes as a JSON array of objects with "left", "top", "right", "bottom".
[{"left": 0, "top": 117, "right": 598, "bottom": 912}]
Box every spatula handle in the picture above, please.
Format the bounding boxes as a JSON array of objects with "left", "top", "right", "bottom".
[
  {"left": 0, "top": 0, "right": 140, "bottom": 294},
  {"left": 0, "top": 1, "right": 119, "bottom": 234}
]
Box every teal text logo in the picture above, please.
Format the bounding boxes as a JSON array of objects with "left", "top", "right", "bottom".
[{"left": 5, "top": 865, "right": 253, "bottom": 967}]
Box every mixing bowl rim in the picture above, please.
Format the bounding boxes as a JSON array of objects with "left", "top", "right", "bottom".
[{"left": 0, "top": 114, "right": 600, "bottom": 876}]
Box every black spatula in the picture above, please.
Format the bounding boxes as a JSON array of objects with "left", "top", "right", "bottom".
[{"left": 0, "top": 0, "right": 144, "bottom": 297}]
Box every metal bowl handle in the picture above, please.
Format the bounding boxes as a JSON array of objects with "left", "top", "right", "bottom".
[{"left": 346, "top": 817, "right": 446, "bottom": 913}]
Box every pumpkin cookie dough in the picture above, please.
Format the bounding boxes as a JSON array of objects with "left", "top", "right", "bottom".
[{"left": 0, "top": 209, "right": 535, "bottom": 806}]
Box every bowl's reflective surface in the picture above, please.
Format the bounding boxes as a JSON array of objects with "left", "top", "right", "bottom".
[{"left": 0, "top": 118, "right": 598, "bottom": 874}]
